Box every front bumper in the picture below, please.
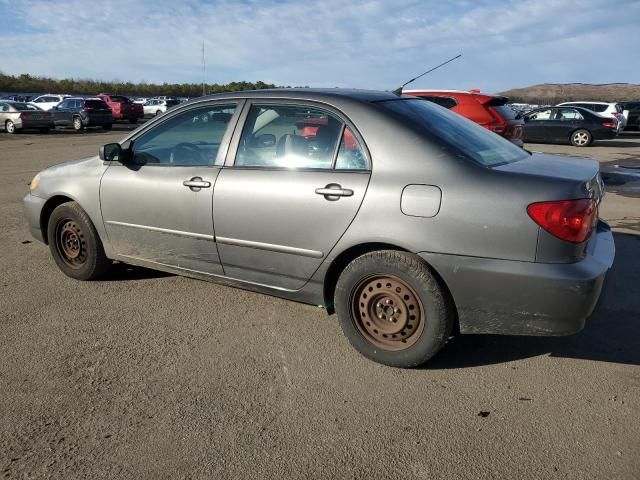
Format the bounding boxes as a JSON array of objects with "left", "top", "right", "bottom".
[
  {"left": 23, "top": 193, "right": 46, "bottom": 244},
  {"left": 419, "top": 221, "right": 615, "bottom": 335}
]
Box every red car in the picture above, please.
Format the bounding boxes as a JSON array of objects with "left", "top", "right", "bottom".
[
  {"left": 404, "top": 89, "right": 524, "bottom": 146},
  {"left": 96, "top": 93, "right": 143, "bottom": 124}
]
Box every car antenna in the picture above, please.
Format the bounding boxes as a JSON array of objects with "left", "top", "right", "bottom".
[{"left": 393, "top": 54, "right": 462, "bottom": 96}]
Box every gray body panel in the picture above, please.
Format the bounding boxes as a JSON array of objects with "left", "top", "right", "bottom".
[{"left": 24, "top": 88, "right": 615, "bottom": 335}]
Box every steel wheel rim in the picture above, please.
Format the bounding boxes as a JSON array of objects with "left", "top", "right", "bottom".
[
  {"left": 574, "top": 132, "right": 588, "bottom": 145},
  {"left": 350, "top": 274, "right": 425, "bottom": 351},
  {"left": 55, "top": 219, "right": 87, "bottom": 268}
]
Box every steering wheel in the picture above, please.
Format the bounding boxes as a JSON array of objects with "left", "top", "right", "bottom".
[{"left": 169, "top": 142, "right": 208, "bottom": 165}]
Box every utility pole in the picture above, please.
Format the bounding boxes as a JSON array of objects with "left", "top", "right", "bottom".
[{"left": 202, "top": 42, "right": 206, "bottom": 96}]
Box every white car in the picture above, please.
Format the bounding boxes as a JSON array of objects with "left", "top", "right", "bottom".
[
  {"left": 29, "top": 94, "right": 71, "bottom": 111},
  {"left": 143, "top": 98, "right": 180, "bottom": 117},
  {"left": 556, "top": 101, "right": 626, "bottom": 131}
]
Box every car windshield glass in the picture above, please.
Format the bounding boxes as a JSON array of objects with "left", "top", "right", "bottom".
[
  {"left": 12, "top": 103, "right": 40, "bottom": 111},
  {"left": 110, "top": 96, "right": 130, "bottom": 103},
  {"left": 165, "top": 100, "right": 180, "bottom": 106},
  {"left": 378, "top": 99, "right": 528, "bottom": 167}
]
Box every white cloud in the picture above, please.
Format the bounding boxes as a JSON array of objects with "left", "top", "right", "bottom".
[{"left": 1, "top": 0, "right": 639, "bottom": 92}]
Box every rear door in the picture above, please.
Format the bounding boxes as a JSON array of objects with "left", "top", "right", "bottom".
[
  {"left": 53, "top": 99, "right": 73, "bottom": 126},
  {"left": 550, "top": 108, "right": 584, "bottom": 140},
  {"left": 212, "top": 101, "right": 371, "bottom": 290}
]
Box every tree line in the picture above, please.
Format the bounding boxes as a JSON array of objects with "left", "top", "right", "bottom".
[{"left": 0, "top": 73, "right": 279, "bottom": 97}]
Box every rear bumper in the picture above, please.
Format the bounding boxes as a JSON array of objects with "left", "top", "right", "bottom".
[
  {"left": 593, "top": 128, "right": 618, "bottom": 140},
  {"left": 16, "top": 118, "right": 55, "bottom": 129},
  {"left": 419, "top": 221, "right": 615, "bottom": 335},
  {"left": 23, "top": 193, "right": 46, "bottom": 244}
]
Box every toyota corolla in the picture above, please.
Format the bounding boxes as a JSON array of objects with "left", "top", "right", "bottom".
[{"left": 24, "top": 89, "right": 615, "bottom": 367}]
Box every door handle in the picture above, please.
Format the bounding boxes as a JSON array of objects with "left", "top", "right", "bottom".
[
  {"left": 315, "top": 183, "right": 354, "bottom": 200},
  {"left": 183, "top": 177, "right": 211, "bottom": 191}
]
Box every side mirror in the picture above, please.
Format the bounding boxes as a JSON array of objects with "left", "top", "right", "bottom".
[
  {"left": 253, "top": 133, "right": 276, "bottom": 148},
  {"left": 99, "top": 143, "right": 124, "bottom": 162}
]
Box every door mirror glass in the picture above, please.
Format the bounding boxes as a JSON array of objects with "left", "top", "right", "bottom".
[{"left": 100, "top": 143, "right": 123, "bottom": 162}]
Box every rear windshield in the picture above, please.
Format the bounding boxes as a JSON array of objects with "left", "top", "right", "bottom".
[
  {"left": 85, "top": 100, "right": 109, "bottom": 109},
  {"left": 492, "top": 105, "right": 520, "bottom": 120},
  {"left": 378, "top": 99, "right": 528, "bottom": 167},
  {"left": 110, "top": 96, "right": 130, "bottom": 103},
  {"left": 12, "top": 103, "right": 41, "bottom": 111}
]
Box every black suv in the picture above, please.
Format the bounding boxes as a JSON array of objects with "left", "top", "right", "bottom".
[{"left": 51, "top": 98, "right": 113, "bottom": 131}]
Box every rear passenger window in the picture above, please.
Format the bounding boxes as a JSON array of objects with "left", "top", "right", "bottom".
[{"left": 236, "top": 105, "right": 342, "bottom": 169}]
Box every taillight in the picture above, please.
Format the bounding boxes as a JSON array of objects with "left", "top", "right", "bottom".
[
  {"left": 527, "top": 199, "right": 597, "bottom": 243},
  {"left": 602, "top": 121, "right": 617, "bottom": 128}
]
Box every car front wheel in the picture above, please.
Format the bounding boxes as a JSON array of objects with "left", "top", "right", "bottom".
[
  {"left": 334, "top": 251, "right": 454, "bottom": 368},
  {"left": 47, "top": 202, "right": 111, "bottom": 280},
  {"left": 5, "top": 120, "right": 17, "bottom": 134},
  {"left": 570, "top": 129, "right": 592, "bottom": 147}
]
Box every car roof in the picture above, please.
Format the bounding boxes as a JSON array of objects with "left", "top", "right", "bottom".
[
  {"left": 193, "top": 88, "right": 401, "bottom": 103},
  {"left": 558, "top": 101, "right": 612, "bottom": 106}
]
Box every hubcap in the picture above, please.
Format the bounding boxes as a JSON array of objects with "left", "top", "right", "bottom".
[
  {"left": 55, "top": 219, "right": 87, "bottom": 268},
  {"left": 7, "top": 122, "right": 14, "bottom": 133},
  {"left": 574, "top": 132, "right": 588, "bottom": 145},
  {"left": 350, "top": 275, "right": 425, "bottom": 351}
]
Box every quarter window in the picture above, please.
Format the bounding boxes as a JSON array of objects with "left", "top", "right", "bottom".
[
  {"left": 335, "top": 127, "right": 367, "bottom": 170},
  {"left": 130, "top": 104, "right": 237, "bottom": 166},
  {"left": 235, "top": 104, "right": 344, "bottom": 169}
]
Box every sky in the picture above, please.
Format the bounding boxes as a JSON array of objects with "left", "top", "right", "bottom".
[{"left": 0, "top": 0, "right": 639, "bottom": 94}]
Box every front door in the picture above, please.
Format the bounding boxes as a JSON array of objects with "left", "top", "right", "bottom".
[
  {"left": 523, "top": 108, "right": 554, "bottom": 142},
  {"left": 213, "top": 102, "right": 371, "bottom": 290},
  {"left": 100, "top": 102, "right": 241, "bottom": 275},
  {"left": 52, "top": 99, "right": 74, "bottom": 126}
]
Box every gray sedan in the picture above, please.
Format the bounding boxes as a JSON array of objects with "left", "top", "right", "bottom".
[
  {"left": 1, "top": 101, "right": 54, "bottom": 133},
  {"left": 24, "top": 89, "right": 615, "bottom": 367}
]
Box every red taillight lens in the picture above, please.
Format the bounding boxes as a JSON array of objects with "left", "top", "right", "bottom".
[
  {"left": 602, "top": 121, "right": 617, "bottom": 128},
  {"left": 527, "top": 199, "right": 597, "bottom": 243}
]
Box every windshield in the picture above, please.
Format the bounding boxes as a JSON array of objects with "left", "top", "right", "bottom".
[
  {"left": 492, "top": 105, "right": 520, "bottom": 120},
  {"left": 110, "top": 96, "right": 130, "bottom": 103},
  {"left": 378, "top": 99, "right": 528, "bottom": 167}
]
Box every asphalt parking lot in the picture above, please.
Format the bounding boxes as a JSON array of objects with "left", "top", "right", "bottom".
[{"left": 1, "top": 126, "right": 639, "bottom": 479}]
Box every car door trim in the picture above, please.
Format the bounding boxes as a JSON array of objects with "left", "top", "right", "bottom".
[
  {"left": 216, "top": 236, "right": 324, "bottom": 258},
  {"left": 105, "top": 220, "right": 214, "bottom": 240}
]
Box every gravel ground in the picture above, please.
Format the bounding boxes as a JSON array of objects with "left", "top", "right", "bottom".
[{"left": 1, "top": 125, "right": 639, "bottom": 479}]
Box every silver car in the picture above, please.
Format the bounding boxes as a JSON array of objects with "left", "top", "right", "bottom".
[
  {"left": 24, "top": 89, "right": 615, "bottom": 367},
  {"left": 1, "top": 101, "right": 54, "bottom": 133}
]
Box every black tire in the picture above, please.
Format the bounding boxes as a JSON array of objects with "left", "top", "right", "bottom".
[
  {"left": 47, "top": 202, "right": 111, "bottom": 280},
  {"left": 103, "top": 124, "right": 113, "bottom": 130},
  {"left": 5, "top": 120, "right": 17, "bottom": 134},
  {"left": 155, "top": 110, "right": 162, "bottom": 116},
  {"left": 570, "top": 129, "right": 592, "bottom": 147},
  {"left": 39, "top": 128, "right": 50, "bottom": 134},
  {"left": 334, "top": 251, "right": 454, "bottom": 368},
  {"left": 72, "top": 116, "right": 84, "bottom": 132},
  {"left": 129, "top": 118, "right": 138, "bottom": 124}
]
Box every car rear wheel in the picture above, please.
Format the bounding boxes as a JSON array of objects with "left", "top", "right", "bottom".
[
  {"left": 47, "top": 202, "right": 111, "bottom": 280},
  {"left": 155, "top": 110, "right": 162, "bottom": 116},
  {"left": 334, "top": 250, "right": 454, "bottom": 368},
  {"left": 570, "top": 129, "right": 592, "bottom": 147},
  {"left": 5, "top": 120, "right": 16, "bottom": 134},
  {"left": 73, "top": 116, "right": 84, "bottom": 131}
]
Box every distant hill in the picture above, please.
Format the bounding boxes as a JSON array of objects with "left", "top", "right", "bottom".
[{"left": 498, "top": 83, "right": 640, "bottom": 104}]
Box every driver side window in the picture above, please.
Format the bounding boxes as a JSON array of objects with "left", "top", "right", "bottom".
[{"left": 130, "top": 104, "right": 237, "bottom": 166}]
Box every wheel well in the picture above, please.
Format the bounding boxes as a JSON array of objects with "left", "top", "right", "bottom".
[
  {"left": 323, "top": 243, "right": 408, "bottom": 314},
  {"left": 40, "top": 195, "right": 73, "bottom": 244},
  {"left": 322, "top": 243, "right": 460, "bottom": 334}
]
